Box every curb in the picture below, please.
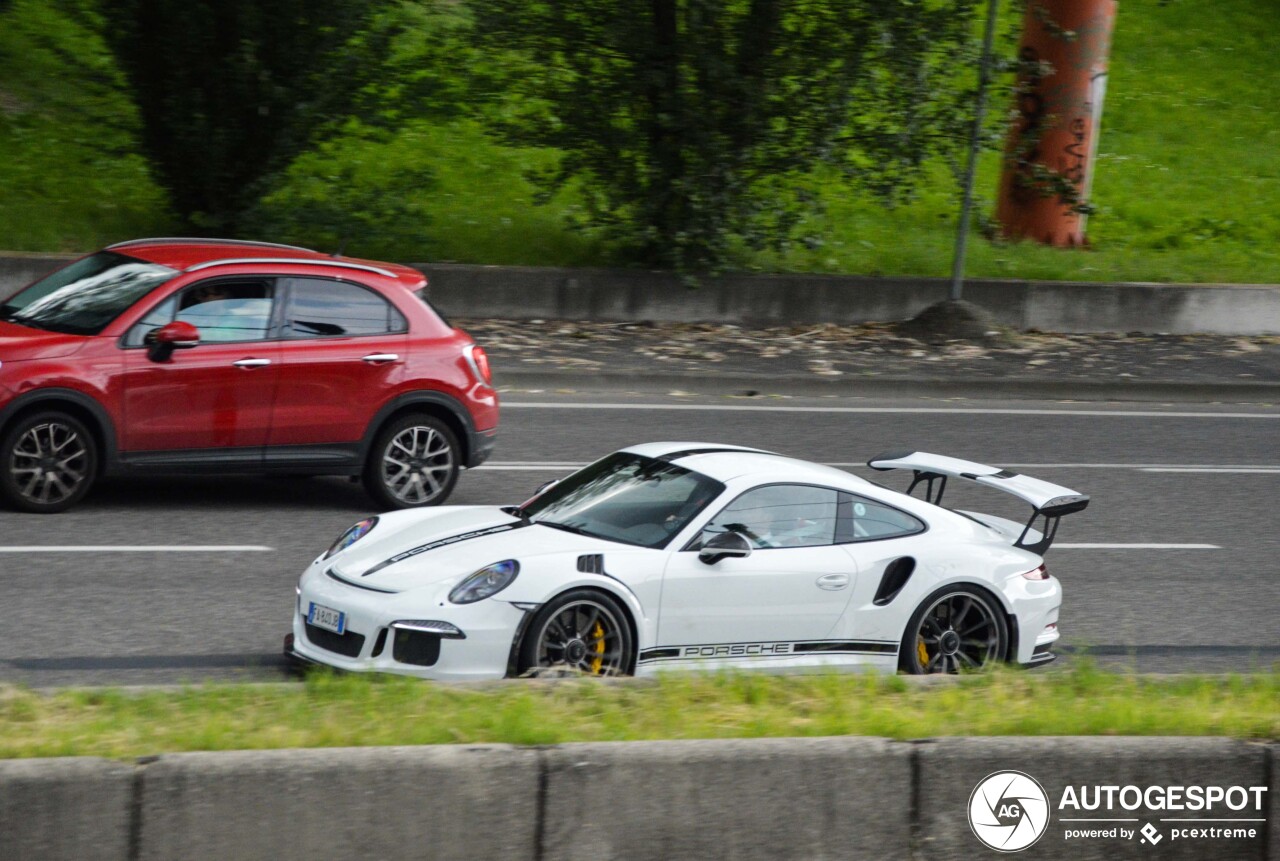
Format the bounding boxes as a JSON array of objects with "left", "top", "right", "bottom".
[{"left": 495, "top": 368, "right": 1280, "bottom": 403}]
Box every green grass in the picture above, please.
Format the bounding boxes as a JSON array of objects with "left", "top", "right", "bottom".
[
  {"left": 2, "top": 0, "right": 1278, "bottom": 284},
  {"left": 2, "top": 664, "right": 1275, "bottom": 760}
]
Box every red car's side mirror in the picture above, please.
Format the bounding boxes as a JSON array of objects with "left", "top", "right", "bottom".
[{"left": 146, "top": 320, "right": 200, "bottom": 361}]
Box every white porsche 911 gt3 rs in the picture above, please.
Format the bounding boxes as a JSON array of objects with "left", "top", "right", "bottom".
[{"left": 286, "top": 443, "right": 1088, "bottom": 679}]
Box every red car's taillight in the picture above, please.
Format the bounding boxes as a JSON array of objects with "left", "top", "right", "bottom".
[
  {"left": 464, "top": 344, "right": 492, "bottom": 385},
  {"left": 1021, "top": 565, "right": 1049, "bottom": 580}
]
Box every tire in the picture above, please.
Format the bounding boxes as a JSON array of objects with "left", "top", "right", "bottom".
[
  {"left": 363, "top": 414, "right": 460, "bottom": 509},
  {"left": 0, "top": 411, "right": 98, "bottom": 513},
  {"left": 898, "top": 584, "right": 1008, "bottom": 674},
  {"left": 517, "top": 589, "right": 635, "bottom": 677}
]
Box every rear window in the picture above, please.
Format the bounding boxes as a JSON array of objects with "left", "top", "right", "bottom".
[{"left": 282, "top": 277, "right": 407, "bottom": 338}]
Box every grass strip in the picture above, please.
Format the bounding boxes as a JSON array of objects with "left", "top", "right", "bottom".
[{"left": 1, "top": 662, "right": 1275, "bottom": 760}]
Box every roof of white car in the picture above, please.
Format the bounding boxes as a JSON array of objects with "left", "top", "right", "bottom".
[{"left": 624, "top": 442, "right": 873, "bottom": 488}]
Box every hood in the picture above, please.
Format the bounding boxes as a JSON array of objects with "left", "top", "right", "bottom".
[
  {"left": 328, "top": 506, "right": 616, "bottom": 593},
  {"left": 0, "top": 321, "right": 89, "bottom": 361}
]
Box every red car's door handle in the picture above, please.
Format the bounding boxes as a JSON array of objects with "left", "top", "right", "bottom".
[
  {"left": 232, "top": 358, "right": 272, "bottom": 369},
  {"left": 361, "top": 353, "right": 400, "bottom": 364}
]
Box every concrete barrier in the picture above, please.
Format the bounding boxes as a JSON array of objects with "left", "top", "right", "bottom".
[
  {"left": 1, "top": 737, "right": 1274, "bottom": 861},
  {"left": 4, "top": 254, "right": 1279, "bottom": 335},
  {"left": 1270, "top": 744, "right": 1278, "bottom": 861},
  {"left": 0, "top": 756, "right": 134, "bottom": 861},
  {"left": 0, "top": 253, "right": 75, "bottom": 295},
  {"left": 413, "top": 263, "right": 1280, "bottom": 335},
  {"left": 135, "top": 745, "right": 540, "bottom": 861},
  {"left": 540, "top": 737, "right": 913, "bottom": 861},
  {"left": 916, "top": 737, "right": 1270, "bottom": 861}
]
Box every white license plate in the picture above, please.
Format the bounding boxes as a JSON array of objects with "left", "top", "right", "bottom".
[{"left": 307, "top": 602, "right": 346, "bottom": 635}]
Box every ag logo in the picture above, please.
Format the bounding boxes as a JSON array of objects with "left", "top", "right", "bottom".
[{"left": 968, "top": 770, "right": 1051, "bottom": 852}]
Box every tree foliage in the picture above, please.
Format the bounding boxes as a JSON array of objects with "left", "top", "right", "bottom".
[
  {"left": 470, "top": 0, "right": 986, "bottom": 271},
  {"left": 98, "top": 0, "right": 449, "bottom": 233}
]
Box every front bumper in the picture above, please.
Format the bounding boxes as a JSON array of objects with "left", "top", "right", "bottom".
[{"left": 289, "top": 561, "right": 527, "bottom": 680}]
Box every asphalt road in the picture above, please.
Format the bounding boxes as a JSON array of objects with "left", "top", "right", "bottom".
[{"left": 1, "top": 390, "right": 1277, "bottom": 687}]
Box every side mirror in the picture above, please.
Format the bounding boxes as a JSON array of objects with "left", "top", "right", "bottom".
[
  {"left": 698, "top": 531, "right": 752, "bottom": 565},
  {"left": 147, "top": 320, "right": 200, "bottom": 362}
]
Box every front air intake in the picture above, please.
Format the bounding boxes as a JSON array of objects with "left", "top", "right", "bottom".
[{"left": 392, "top": 628, "right": 441, "bottom": 666}]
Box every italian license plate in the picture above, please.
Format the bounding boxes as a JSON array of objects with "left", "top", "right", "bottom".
[{"left": 308, "top": 602, "right": 346, "bottom": 635}]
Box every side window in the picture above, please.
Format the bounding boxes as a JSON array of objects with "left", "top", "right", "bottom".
[
  {"left": 845, "top": 494, "right": 925, "bottom": 541},
  {"left": 174, "top": 279, "right": 275, "bottom": 343},
  {"left": 122, "top": 295, "right": 178, "bottom": 347},
  {"left": 703, "top": 484, "right": 839, "bottom": 549},
  {"left": 282, "top": 277, "right": 407, "bottom": 339}
]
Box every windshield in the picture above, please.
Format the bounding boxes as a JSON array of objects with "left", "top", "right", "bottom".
[
  {"left": 522, "top": 452, "right": 725, "bottom": 549},
  {"left": 0, "top": 251, "right": 177, "bottom": 335}
]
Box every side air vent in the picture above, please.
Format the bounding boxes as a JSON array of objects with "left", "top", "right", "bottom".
[
  {"left": 577, "top": 554, "right": 604, "bottom": 574},
  {"left": 873, "top": 557, "right": 916, "bottom": 606}
]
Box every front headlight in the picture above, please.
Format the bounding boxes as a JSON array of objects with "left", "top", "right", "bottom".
[
  {"left": 449, "top": 560, "right": 520, "bottom": 604},
  {"left": 325, "top": 516, "right": 378, "bottom": 559}
]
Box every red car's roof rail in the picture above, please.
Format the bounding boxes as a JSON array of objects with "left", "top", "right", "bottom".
[
  {"left": 108, "top": 237, "right": 317, "bottom": 253},
  {"left": 183, "top": 257, "right": 398, "bottom": 278}
]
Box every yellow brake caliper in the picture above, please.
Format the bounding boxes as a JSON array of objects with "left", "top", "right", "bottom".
[
  {"left": 590, "top": 621, "right": 606, "bottom": 674},
  {"left": 917, "top": 637, "right": 929, "bottom": 667}
]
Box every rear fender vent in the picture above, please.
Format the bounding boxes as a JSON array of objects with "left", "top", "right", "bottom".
[
  {"left": 577, "top": 554, "right": 604, "bottom": 574},
  {"left": 873, "top": 557, "right": 916, "bottom": 606}
]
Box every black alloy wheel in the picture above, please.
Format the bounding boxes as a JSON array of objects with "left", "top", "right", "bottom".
[
  {"left": 899, "top": 584, "right": 1008, "bottom": 674},
  {"left": 0, "top": 411, "right": 98, "bottom": 513},
  {"left": 517, "top": 589, "right": 634, "bottom": 677},
  {"left": 363, "top": 414, "right": 460, "bottom": 509}
]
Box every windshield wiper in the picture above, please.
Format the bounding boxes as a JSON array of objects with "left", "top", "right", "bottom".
[
  {"left": 534, "top": 519, "right": 594, "bottom": 537},
  {"left": 0, "top": 304, "right": 15, "bottom": 321}
]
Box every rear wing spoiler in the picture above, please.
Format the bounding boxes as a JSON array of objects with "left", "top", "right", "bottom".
[{"left": 867, "top": 451, "right": 1089, "bottom": 554}]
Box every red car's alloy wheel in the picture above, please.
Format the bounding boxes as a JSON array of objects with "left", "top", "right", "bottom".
[
  {"left": 1, "top": 412, "right": 98, "bottom": 513},
  {"left": 364, "top": 414, "right": 460, "bottom": 509}
]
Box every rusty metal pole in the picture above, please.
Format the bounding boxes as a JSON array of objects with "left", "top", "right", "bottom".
[
  {"left": 995, "top": 0, "right": 1118, "bottom": 246},
  {"left": 949, "top": 0, "right": 1002, "bottom": 302}
]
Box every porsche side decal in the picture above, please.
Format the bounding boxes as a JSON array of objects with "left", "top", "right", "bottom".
[
  {"left": 362, "top": 522, "right": 528, "bottom": 577},
  {"left": 638, "top": 639, "right": 898, "bottom": 663}
]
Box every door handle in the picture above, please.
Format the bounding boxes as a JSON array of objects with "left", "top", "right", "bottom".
[
  {"left": 816, "top": 573, "right": 850, "bottom": 591},
  {"left": 232, "top": 358, "right": 272, "bottom": 369},
  {"left": 362, "top": 353, "right": 400, "bottom": 364}
]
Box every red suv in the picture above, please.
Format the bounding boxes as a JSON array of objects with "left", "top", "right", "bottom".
[{"left": 0, "top": 238, "right": 498, "bottom": 513}]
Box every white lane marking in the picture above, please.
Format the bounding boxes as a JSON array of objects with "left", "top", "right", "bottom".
[
  {"left": 0, "top": 545, "right": 274, "bottom": 553},
  {"left": 1140, "top": 467, "right": 1280, "bottom": 474},
  {"left": 1001, "top": 462, "right": 1280, "bottom": 469},
  {"left": 1054, "top": 543, "right": 1220, "bottom": 550},
  {"left": 477, "top": 464, "right": 583, "bottom": 471},
  {"left": 477, "top": 461, "right": 1280, "bottom": 472},
  {"left": 503, "top": 402, "right": 1280, "bottom": 419}
]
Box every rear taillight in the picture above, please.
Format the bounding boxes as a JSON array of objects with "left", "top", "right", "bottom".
[
  {"left": 1021, "top": 565, "right": 1049, "bottom": 580},
  {"left": 464, "top": 344, "right": 492, "bottom": 385}
]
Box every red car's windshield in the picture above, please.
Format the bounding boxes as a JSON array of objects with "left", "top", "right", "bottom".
[{"left": 0, "top": 251, "right": 176, "bottom": 335}]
